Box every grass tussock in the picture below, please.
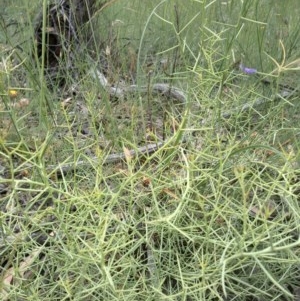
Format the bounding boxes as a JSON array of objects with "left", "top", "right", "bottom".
[{"left": 1, "top": 0, "right": 300, "bottom": 300}]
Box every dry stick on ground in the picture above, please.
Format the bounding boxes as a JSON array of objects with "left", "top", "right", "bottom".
[{"left": 45, "top": 70, "right": 298, "bottom": 175}]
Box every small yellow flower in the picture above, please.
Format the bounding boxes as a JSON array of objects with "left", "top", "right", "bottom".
[{"left": 8, "top": 89, "right": 18, "bottom": 98}]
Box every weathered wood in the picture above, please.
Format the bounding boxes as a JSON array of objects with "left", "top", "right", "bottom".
[{"left": 33, "top": 0, "right": 98, "bottom": 80}]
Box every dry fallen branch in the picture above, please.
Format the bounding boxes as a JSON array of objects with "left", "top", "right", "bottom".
[{"left": 45, "top": 69, "right": 298, "bottom": 174}]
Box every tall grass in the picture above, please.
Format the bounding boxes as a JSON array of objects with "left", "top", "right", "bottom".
[{"left": 1, "top": 0, "right": 300, "bottom": 300}]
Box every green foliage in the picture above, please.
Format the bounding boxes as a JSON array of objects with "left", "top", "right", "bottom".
[{"left": 1, "top": 0, "right": 300, "bottom": 300}]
